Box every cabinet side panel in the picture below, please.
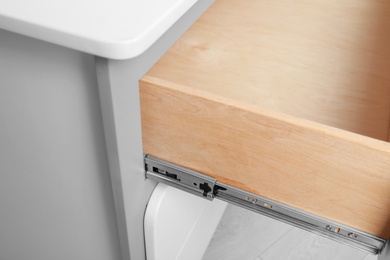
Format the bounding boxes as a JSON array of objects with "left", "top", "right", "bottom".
[{"left": 0, "top": 29, "right": 121, "bottom": 260}]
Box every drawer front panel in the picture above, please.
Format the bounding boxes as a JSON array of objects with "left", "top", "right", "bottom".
[{"left": 140, "top": 80, "right": 390, "bottom": 239}]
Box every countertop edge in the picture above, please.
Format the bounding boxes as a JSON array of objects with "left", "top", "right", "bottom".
[{"left": 0, "top": 0, "right": 197, "bottom": 60}]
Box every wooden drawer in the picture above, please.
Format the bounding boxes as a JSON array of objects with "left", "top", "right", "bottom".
[{"left": 140, "top": 0, "right": 390, "bottom": 240}]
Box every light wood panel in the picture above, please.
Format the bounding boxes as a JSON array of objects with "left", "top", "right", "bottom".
[
  {"left": 140, "top": 79, "right": 390, "bottom": 238},
  {"left": 140, "top": 0, "right": 390, "bottom": 238},
  {"left": 145, "top": 0, "right": 390, "bottom": 141}
]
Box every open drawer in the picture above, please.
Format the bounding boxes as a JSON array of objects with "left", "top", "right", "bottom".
[{"left": 140, "top": 0, "right": 390, "bottom": 253}]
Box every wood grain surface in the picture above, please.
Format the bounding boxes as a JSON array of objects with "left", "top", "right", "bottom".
[
  {"left": 140, "top": 0, "right": 390, "bottom": 238},
  {"left": 140, "top": 79, "right": 390, "bottom": 238},
  {"left": 145, "top": 0, "right": 390, "bottom": 141}
]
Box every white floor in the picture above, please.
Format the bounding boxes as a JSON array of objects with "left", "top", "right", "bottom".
[{"left": 202, "top": 203, "right": 377, "bottom": 260}]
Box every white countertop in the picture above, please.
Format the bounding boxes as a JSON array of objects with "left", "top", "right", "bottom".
[{"left": 0, "top": 0, "right": 197, "bottom": 59}]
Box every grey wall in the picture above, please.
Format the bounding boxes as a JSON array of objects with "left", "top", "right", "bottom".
[{"left": 0, "top": 29, "right": 121, "bottom": 260}]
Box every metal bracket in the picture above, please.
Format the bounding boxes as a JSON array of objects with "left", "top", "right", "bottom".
[
  {"left": 213, "top": 182, "right": 385, "bottom": 255},
  {"left": 144, "top": 154, "right": 386, "bottom": 255},
  {"left": 145, "top": 155, "right": 216, "bottom": 200}
]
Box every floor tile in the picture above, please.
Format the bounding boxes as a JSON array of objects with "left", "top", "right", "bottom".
[
  {"left": 260, "top": 228, "right": 368, "bottom": 260},
  {"left": 362, "top": 253, "right": 378, "bottom": 260},
  {"left": 204, "top": 203, "right": 372, "bottom": 260},
  {"left": 202, "top": 204, "right": 292, "bottom": 260}
]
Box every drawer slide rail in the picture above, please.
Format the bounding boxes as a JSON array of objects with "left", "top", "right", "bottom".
[{"left": 144, "top": 154, "right": 386, "bottom": 255}]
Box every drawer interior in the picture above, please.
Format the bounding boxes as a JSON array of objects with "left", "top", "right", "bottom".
[
  {"left": 140, "top": 0, "right": 390, "bottom": 239},
  {"left": 144, "top": 0, "right": 390, "bottom": 141}
]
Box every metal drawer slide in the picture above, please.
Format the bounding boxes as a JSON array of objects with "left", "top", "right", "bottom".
[{"left": 144, "top": 155, "right": 386, "bottom": 254}]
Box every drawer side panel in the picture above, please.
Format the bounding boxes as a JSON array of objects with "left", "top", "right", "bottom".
[{"left": 140, "top": 80, "right": 390, "bottom": 239}]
